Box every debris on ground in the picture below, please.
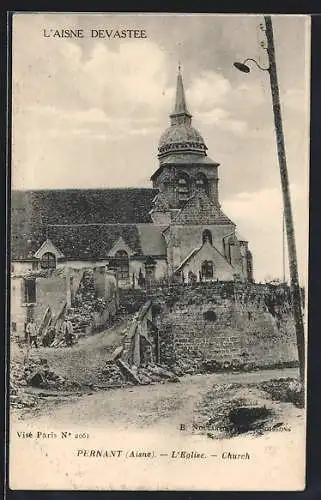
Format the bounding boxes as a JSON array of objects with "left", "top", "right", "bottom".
[
  {"left": 170, "top": 358, "right": 201, "bottom": 375},
  {"left": 138, "top": 363, "right": 180, "bottom": 384},
  {"left": 260, "top": 377, "right": 304, "bottom": 408},
  {"left": 117, "top": 359, "right": 142, "bottom": 385},
  {"left": 114, "top": 359, "right": 180, "bottom": 386},
  {"left": 193, "top": 377, "right": 303, "bottom": 439},
  {"left": 10, "top": 358, "right": 82, "bottom": 411},
  {"left": 10, "top": 380, "right": 37, "bottom": 409},
  {"left": 100, "top": 360, "right": 127, "bottom": 386},
  {"left": 49, "top": 336, "right": 78, "bottom": 348}
]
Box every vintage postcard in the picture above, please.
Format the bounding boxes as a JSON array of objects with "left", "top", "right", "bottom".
[{"left": 9, "top": 13, "right": 310, "bottom": 491}]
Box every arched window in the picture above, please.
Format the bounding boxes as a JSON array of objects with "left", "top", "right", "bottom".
[
  {"left": 115, "top": 250, "right": 129, "bottom": 279},
  {"left": 201, "top": 260, "right": 214, "bottom": 279},
  {"left": 195, "top": 173, "right": 209, "bottom": 195},
  {"left": 177, "top": 173, "right": 190, "bottom": 203},
  {"left": 40, "top": 252, "right": 56, "bottom": 270},
  {"left": 202, "top": 229, "right": 213, "bottom": 246}
]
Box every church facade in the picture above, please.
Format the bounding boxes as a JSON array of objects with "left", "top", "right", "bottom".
[{"left": 11, "top": 69, "right": 253, "bottom": 288}]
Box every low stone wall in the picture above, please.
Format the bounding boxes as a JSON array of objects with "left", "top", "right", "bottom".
[{"left": 154, "top": 283, "right": 299, "bottom": 373}]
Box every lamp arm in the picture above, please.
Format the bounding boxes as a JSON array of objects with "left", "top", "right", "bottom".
[{"left": 243, "top": 58, "right": 270, "bottom": 72}]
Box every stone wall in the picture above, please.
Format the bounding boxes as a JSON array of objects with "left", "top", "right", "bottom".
[{"left": 154, "top": 283, "right": 299, "bottom": 372}]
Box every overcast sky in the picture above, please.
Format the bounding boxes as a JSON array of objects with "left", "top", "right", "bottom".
[{"left": 12, "top": 13, "right": 310, "bottom": 283}]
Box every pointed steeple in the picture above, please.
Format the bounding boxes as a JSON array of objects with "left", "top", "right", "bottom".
[{"left": 170, "top": 65, "right": 192, "bottom": 126}]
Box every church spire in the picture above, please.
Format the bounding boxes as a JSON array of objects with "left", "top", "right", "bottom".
[{"left": 170, "top": 64, "right": 192, "bottom": 126}]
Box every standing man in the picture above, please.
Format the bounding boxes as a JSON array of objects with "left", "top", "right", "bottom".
[
  {"left": 61, "top": 317, "right": 74, "bottom": 347},
  {"left": 26, "top": 318, "right": 38, "bottom": 348}
]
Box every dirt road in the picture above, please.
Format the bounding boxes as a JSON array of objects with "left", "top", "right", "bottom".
[{"left": 20, "top": 367, "right": 300, "bottom": 431}]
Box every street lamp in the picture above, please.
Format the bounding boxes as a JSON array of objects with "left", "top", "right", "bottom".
[
  {"left": 233, "top": 15, "right": 305, "bottom": 385},
  {"left": 233, "top": 58, "right": 268, "bottom": 73}
]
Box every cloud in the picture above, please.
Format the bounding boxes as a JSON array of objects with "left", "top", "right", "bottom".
[
  {"left": 129, "top": 127, "right": 160, "bottom": 136},
  {"left": 187, "top": 70, "right": 231, "bottom": 111},
  {"left": 222, "top": 184, "right": 308, "bottom": 283},
  {"left": 196, "top": 107, "right": 248, "bottom": 135},
  {"left": 197, "top": 108, "right": 229, "bottom": 123},
  {"left": 13, "top": 36, "right": 174, "bottom": 147},
  {"left": 82, "top": 41, "right": 170, "bottom": 114},
  {"left": 282, "top": 88, "right": 308, "bottom": 114}
]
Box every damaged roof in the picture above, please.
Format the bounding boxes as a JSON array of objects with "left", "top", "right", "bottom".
[
  {"left": 46, "top": 224, "right": 166, "bottom": 260},
  {"left": 11, "top": 188, "right": 164, "bottom": 260}
]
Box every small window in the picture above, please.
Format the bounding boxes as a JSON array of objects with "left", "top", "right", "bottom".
[
  {"left": 115, "top": 250, "right": 129, "bottom": 279},
  {"left": 11, "top": 264, "right": 14, "bottom": 273},
  {"left": 202, "top": 229, "right": 213, "bottom": 246},
  {"left": 40, "top": 252, "right": 56, "bottom": 270},
  {"left": 195, "top": 174, "right": 209, "bottom": 195},
  {"left": 201, "top": 260, "right": 214, "bottom": 279},
  {"left": 24, "top": 278, "right": 36, "bottom": 304},
  {"left": 177, "top": 174, "right": 190, "bottom": 202},
  {"left": 11, "top": 321, "right": 17, "bottom": 332},
  {"left": 203, "top": 310, "right": 217, "bottom": 322}
]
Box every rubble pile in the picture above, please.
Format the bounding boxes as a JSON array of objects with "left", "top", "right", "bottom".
[
  {"left": 68, "top": 307, "right": 94, "bottom": 335},
  {"left": 10, "top": 384, "right": 37, "bottom": 409},
  {"left": 10, "top": 358, "right": 81, "bottom": 402},
  {"left": 49, "top": 334, "right": 79, "bottom": 348},
  {"left": 68, "top": 270, "right": 100, "bottom": 335},
  {"left": 10, "top": 361, "right": 37, "bottom": 409},
  {"left": 137, "top": 363, "right": 180, "bottom": 384},
  {"left": 260, "top": 377, "right": 304, "bottom": 408},
  {"left": 97, "top": 356, "right": 180, "bottom": 387},
  {"left": 99, "top": 360, "right": 127, "bottom": 387},
  {"left": 171, "top": 358, "right": 201, "bottom": 376},
  {"left": 119, "top": 288, "right": 147, "bottom": 314}
]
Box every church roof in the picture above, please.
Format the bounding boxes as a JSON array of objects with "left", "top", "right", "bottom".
[
  {"left": 158, "top": 68, "right": 208, "bottom": 159},
  {"left": 12, "top": 188, "right": 157, "bottom": 225},
  {"left": 45, "top": 224, "right": 166, "bottom": 260},
  {"left": 173, "top": 191, "right": 235, "bottom": 226},
  {"left": 158, "top": 124, "right": 206, "bottom": 152},
  {"left": 171, "top": 67, "right": 192, "bottom": 118},
  {"left": 11, "top": 188, "right": 162, "bottom": 260}
]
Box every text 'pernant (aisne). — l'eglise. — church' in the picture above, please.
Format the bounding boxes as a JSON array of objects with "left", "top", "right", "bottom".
[{"left": 11, "top": 68, "right": 253, "bottom": 287}]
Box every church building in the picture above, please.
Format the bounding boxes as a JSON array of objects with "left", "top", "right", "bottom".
[{"left": 11, "top": 68, "right": 253, "bottom": 288}]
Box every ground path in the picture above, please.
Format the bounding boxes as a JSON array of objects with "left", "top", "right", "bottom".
[{"left": 20, "top": 368, "right": 299, "bottom": 430}]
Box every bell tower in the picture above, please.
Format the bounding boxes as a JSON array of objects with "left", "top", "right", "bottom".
[{"left": 151, "top": 66, "right": 220, "bottom": 209}]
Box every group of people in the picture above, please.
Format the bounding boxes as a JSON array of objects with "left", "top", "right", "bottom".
[{"left": 25, "top": 317, "right": 75, "bottom": 348}]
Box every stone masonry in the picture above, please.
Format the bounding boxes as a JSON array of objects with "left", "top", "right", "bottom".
[{"left": 154, "top": 283, "right": 299, "bottom": 373}]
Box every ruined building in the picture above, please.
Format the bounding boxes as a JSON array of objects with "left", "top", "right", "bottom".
[{"left": 11, "top": 68, "right": 253, "bottom": 296}]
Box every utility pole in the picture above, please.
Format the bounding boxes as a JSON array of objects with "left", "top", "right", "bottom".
[
  {"left": 233, "top": 16, "right": 305, "bottom": 385},
  {"left": 282, "top": 212, "right": 286, "bottom": 283},
  {"left": 264, "top": 15, "right": 305, "bottom": 384}
]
